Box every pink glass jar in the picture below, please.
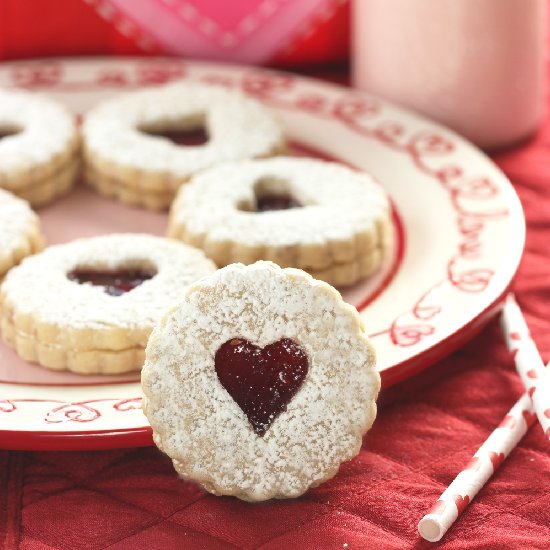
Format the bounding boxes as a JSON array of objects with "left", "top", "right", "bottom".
[{"left": 352, "top": 0, "right": 547, "bottom": 149}]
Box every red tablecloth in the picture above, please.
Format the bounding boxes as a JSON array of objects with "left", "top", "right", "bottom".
[{"left": 2, "top": 12, "right": 550, "bottom": 550}]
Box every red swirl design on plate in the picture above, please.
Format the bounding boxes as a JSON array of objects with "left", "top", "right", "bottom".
[
  {"left": 113, "top": 398, "right": 143, "bottom": 411},
  {"left": 460, "top": 177, "right": 500, "bottom": 199},
  {"left": 96, "top": 69, "right": 130, "bottom": 87},
  {"left": 294, "top": 94, "right": 327, "bottom": 113},
  {"left": 372, "top": 122, "right": 405, "bottom": 145},
  {"left": 11, "top": 63, "right": 62, "bottom": 87},
  {"left": 390, "top": 324, "right": 435, "bottom": 347},
  {"left": 0, "top": 400, "right": 16, "bottom": 413},
  {"left": 135, "top": 62, "right": 186, "bottom": 85},
  {"left": 447, "top": 264, "right": 494, "bottom": 293},
  {"left": 0, "top": 398, "right": 144, "bottom": 425},
  {"left": 241, "top": 73, "right": 294, "bottom": 99},
  {"left": 332, "top": 94, "right": 380, "bottom": 120},
  {"left": 413, "top": 304, "right": 442, "bottom": 321},
  {"left": 409, "top": 131, "right": 455, "bottom": 156},
  {"left": 45, "top": 403, "right": 101, "bottom": 424}
]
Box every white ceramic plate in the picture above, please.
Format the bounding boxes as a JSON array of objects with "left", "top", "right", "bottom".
[{"left": 0, "top": 58, "right": 524, "bottom": 450}]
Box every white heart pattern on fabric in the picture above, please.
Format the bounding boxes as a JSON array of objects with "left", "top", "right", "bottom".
[{"left": 89, "top": 0, "right": 342, "bottom": 63}]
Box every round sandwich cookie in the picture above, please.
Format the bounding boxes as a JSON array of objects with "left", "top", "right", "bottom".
[
  {"left": 142, "top": 261, "right": 380, "bottom": 501},
  {"left": 0, "top": 188, "right": 45, "bottom": 280},
  {"left": 0, "top": 234, "right": 216, "bottom": 374},
  {"left": 168, "top": 156, "right": 393, "bottom": 287},
  {"left": 82, "top": 81, "right": 286, "bottom": 210},
  {"left": 0, "top": 88, "right": 79, "bottom": 206}
]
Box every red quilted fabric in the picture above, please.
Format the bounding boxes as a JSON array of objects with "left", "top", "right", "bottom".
[{"left": 1, "top": 6, "right": 550, "bottom": 550}]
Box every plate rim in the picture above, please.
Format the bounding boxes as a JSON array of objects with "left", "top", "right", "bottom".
[{"left": 0, "top": 56, "right": 525, "bottom": 449}]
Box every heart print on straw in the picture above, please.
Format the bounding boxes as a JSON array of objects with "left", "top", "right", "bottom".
[
  {"left": 418, "top": 391, "right": 537, "bottom": 542},
  {"left": 501, "top": 294, "right": 550, "bottom": 438}
]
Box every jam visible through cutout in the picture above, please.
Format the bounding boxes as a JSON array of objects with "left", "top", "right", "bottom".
[
  {"left": 255, "top": 194, "right": 303, "bottom": 212},
  {"left": 67, "top": 269, "right": 156, "bottom": 296},
  {"left": 0, "top": 127, "right": 22, "bottom": 141},
  {"left": 215, "top": 338, "right": 308, "bottom": 436},
  {"left": 141, "top": 126, "right": 209, "bottom": 147}
]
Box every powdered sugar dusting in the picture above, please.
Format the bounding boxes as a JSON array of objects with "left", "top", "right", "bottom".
[
  {"left": 0, "top": 89, "right": 78, "bottom": 186},
  {"left": 0, "top": 189, "right": 42, "bottom": 272},
  {"left": 82, "top": 82, "right": 285, "bottom": 183},
  {"left": 142, "top": 261, "right": 380, "bottom": 501},
  {"left": 1, "top": 234, "right": 216, "bottom": 332},
  {"left": 170, "top": 156, "right": 390, "bottom": 247}
]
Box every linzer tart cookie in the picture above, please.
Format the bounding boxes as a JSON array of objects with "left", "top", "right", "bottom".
[
  {"left": 142, "top": 261, "right": 380, "bottom": 501},
  {"left": 168, "top": 157, "right": 393, "bottom": 287},
  {"left": 0, "top": 189, "right": 45, "bottom": 279},
  {"left": 0, "top": 234, "right": 216, "bottom": 374},
  {"left": 0, "top": 88, "right": 79, "bottom": 206},
  {"left": 82, "top": 82, "right": 286, "bottom": 210}
]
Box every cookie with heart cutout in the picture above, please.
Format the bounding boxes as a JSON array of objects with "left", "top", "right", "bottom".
[
  {"left": 0, "top": 88, "right": 80, "bottom": 206},
  {"left": 82, "top": 81, "right": 286, "bottom": 210},
  {"left": 167, "top": 156, "right": 393, "bottom": 287},
  {"left": 0, "top": 234, "right": 216, "bottom": 374},
  {"left": 141, "top": 261, "right": 380, "bottom": 501},
  {"left": 0, "top": 188, "right": 45, "bottom": 279}
]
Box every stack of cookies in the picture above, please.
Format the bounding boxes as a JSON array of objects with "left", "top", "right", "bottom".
[
  {"left": 167, "top": 157, "right": 393, "bottom": 287},
  {"left": 81, "top": 82, "right": 286, "bottom": 210},
  {"left": 0, "top": 89, "right": 79, "bottom": 206}
]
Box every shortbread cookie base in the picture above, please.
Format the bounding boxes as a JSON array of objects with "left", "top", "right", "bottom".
[
  {"left": 85, "top": 164, "right": 175, "bottom": 210},
  {"left": 169, "top": 211, "right": 392, "bottom": 283},
  {"left": 168, "top": 157, "right": 393, "bottom": 285},
  {"left": 0, "top": 219, "right": 44, "bottom": 278},
  {"left": 12, "top": 156, "right": 79, "bottom": 207},
  {"left": 1, "top": 316, "right": 144, "bottom": 374},
  {"left": 85, "top": 143, "right": 286, "bottom": 211},
  {"left": 82, "top": 82, "right": 286, "bottom": 196},
  {"left": 309, "top": 248, "right": 382, "bottom": 287},
  {"left": 142, "top": 261, "right": 380, "bottom": 501},
  {"left": 0, "top": 234, "right": 216, "bottom": 373},
  {"left": 0, "top": 88, "right": 79, "bottom": 189}
]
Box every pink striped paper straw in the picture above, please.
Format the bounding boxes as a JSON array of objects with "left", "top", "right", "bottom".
[
  {"left": 501, "top": 294, "right": 550, "bottom": 437},
  {"left": 418, "top": 392, "right": 537, "bottom": 542}
]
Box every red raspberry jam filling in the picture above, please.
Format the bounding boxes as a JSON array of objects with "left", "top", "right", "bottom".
[
  {"left": 141, "top": 126, "right": 209, "bottom": 146},
  {"left": 255, "top": 194, "right": 302, "bottom": 212},
  {"left": 67, "top": 269, "right": 156, "bottom": 296},
  {"left": 215, "top": 338, "right": 308, "bottom": 436}
]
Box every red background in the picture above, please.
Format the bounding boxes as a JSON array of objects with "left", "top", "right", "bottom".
[{"left": 0, "top": 0, "right": 350, "bottom": 67}]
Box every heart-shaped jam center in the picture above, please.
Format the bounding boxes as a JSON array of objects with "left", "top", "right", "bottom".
[
  {"left": 255, "top": 194, "right": 302, "bottom": 212},
  {"left": 215, "top": 338, "right": 308, "bottom": 436},
  {"left": 67, "top": 269, "right": 156, "bottom": 296},
  {"left": 140, "top": 126, "right": 209, "bottom": 147}
]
